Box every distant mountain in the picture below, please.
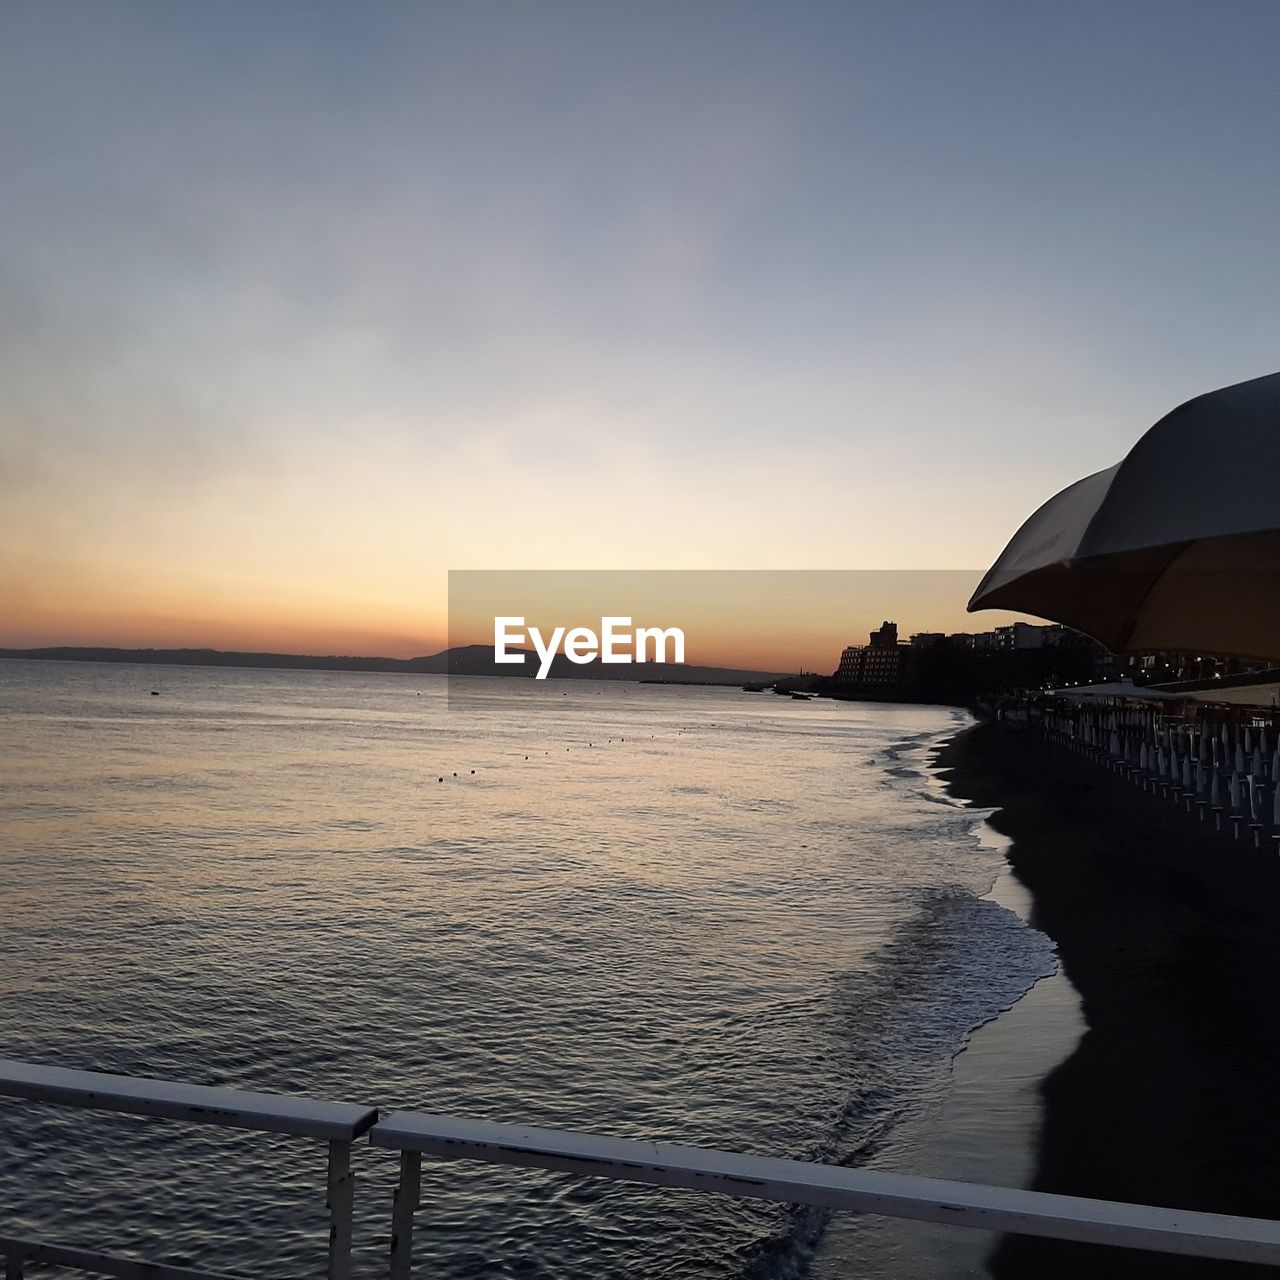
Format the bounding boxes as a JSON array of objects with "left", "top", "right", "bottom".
[
  {"left": 0, "top": 645, "right": 791, "bottom": 686},
  {"left": 0, "top": 645, "right": 411, "bottom": 673}
]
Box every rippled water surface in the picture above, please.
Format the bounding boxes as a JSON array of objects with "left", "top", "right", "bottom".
[{"left": 0, "top": 661, "right": 1051, "bottom": 1277}]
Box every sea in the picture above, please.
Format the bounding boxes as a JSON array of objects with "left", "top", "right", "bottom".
[{"left": 0, "top": 660, "right": 1055, "bottom": 1278}]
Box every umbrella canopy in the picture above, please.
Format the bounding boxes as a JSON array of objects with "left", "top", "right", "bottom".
[{"left": 969, "top": 372, "right": 1280, "bottom": 660}]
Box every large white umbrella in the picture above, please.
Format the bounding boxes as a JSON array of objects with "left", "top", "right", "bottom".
[{"left": 969, "top": 372, "right": 1280, "bottom": 660}]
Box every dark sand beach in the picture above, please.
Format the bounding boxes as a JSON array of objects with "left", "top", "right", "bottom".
[{"left": 936, "top": 721, "right": 1280, "bottom": 1278}]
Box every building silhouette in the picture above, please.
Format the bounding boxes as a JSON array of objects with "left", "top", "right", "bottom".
[{"left": 836, "top": 621, "right": 908, "bottom": 690}]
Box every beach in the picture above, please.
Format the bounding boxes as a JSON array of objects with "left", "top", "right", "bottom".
[{"left": 927, "top": 720, "right": 1280, "bottom": 1278}]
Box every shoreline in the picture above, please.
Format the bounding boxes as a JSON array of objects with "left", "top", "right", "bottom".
[
  {"left": 932, "top": 721, "right": 1280, "bottom": 1278},
  {"left": 812, "top": 865, "right": 1085, "bottom": 1280},
  {"left": 811, "top": 724, "right": 1085, "bottom": 1280}
]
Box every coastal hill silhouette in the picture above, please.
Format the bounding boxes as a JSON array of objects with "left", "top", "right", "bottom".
[{"left": 0, "top": 644, "right": 790, "bottom": 686}]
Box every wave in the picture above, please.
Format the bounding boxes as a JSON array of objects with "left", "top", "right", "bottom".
[{"left": 728, "top": 727, "right": 1053, "bottom": 1279}]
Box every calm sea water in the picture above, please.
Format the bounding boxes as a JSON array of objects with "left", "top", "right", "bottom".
[{"left": 0, "top": 660, "right": 1052, "bottom": 1278}]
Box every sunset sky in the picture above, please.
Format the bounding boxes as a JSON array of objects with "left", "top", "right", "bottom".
[{"left": 4, "top": 3, "right": 1280, "bottom": 667}]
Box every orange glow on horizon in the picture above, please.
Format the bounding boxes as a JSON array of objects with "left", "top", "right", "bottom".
[{"left": 2, "top": 593, "right": 1035, "bottom": 673}]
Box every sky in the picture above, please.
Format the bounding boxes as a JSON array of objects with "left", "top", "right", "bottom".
[{"left": 3, "top": 1, "right": 1279, "bottom": 664}]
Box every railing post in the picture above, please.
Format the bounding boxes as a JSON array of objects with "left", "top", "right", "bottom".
[
  {"left": 389, "top": 1150, "right": 422, "bottom": 1280},
  {"left": 326, "top": 1139, "right": 355, "bottom": 1280}
]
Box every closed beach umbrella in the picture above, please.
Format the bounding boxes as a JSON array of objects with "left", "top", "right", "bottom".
[
  {"left": 969, "top": 373, "right": 1280, "bottom": 661},
  {"left": 1253, "top": 745, "right": 1264, "bottom": 781},
  {"left": 1229, "top": 773, "right": 1242, "bottom": 813},
  {"left": 1211, "top": 771, "right": 1222, "bottom": 808},
  {"left": 1197, "top": 761, "right": 1208, "bottom": 796},
  {"left": 1274, "top": 781, "right": 1280, "bottom": 827},
  {"left": 1182, "top": 756, "right": 1193, "bottom": 789},
  {"left": 1235, "top": 741, "right": 1247, "bottom": 776}
]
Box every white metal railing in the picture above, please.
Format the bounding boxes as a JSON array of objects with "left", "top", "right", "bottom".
[
  {"left": 3, "top": 1060, "right": 1280, "bottom": 1277},
  {"left": 0, "top": 1059, "right": 377, "bottom": 1280},
  {"left": 370, "top": 1110, "right": 1280, "bottom": 1277}
]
